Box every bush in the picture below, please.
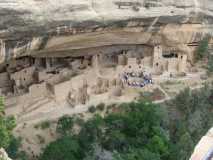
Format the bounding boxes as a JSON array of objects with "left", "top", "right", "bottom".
[
  {"left": 40, "top": 121, "right": 51, "bottom": 130},
  {"left": 88, "top": 106, "right": 96, "bottom": 113},
  {"left": 74, "top": 117, "right": 84, "bottom": 127},
  {"left": 39, "top": 136, "right": 82, "bottom": 160},
  {"left": 6, "top": 136, "right": 22, "bottom": 159},
  {"left": 34, "top": 121, "right": 51, "bottom": 130},
  {"left": 96, "top": 103, "right": 105, "bottom": 111},
  {"left": 56, "top": 115, "right": 74, "bottom": 136}
]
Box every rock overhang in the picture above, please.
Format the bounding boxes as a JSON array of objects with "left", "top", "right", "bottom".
[
  {"left": 0, "top": 0, "right": 213, "bottom": 63},
  {"left": 0, "top": 0, "right": 213, "bottom": 40}
]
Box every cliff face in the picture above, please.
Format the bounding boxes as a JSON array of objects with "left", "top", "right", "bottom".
[
  {"left": 0, "top": 148, "right": 12, "bottom": 160},
  {"left": 190, "top": 128, "right": 213, "bottom": 160},
  {"left": 0, "top": 0, "right": 212, "bottom": 38},
  {"left": 0, "top": 0, "right": 213, "bottom": 63}
]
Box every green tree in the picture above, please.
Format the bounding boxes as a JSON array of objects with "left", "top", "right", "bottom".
[
  {"left": 207, "top": 54, "right": 213, "bottom": 73},
  {"left": 102, "top": 130, "right": 127, "bottom": 151},
  {"left": 6, "top": 136, "right": 22, "bottom": 159},
  {"left": 78, "top": 115, "right": 104, "bottom": 150},
  {"left": 114, "top": 149, "right": 161, "bottom": 160},
  {"left": 196, "top": 36, "right": 209, "bottom": 60},
  {"left": 172, "top": 88, "right": 192, "bottom": 117},
  {"left": 0, "top": 96, "right": 4, "bottom": 114},
  {"left": 0, "top": 97, "right": 16, "bottom": 149},
  {"left": 177, "top": 132, "right": 194, "bottom": 160},
  {"left": 169, "top": 84, "right": 213, "bottom": 160},
  {"left": 39, "top": 136, "right": 82, "bottom": 160}
]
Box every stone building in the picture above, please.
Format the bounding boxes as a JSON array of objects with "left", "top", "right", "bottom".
[
  {"left": 29, "top": 82, "right": 48, "bottom": 98},
  {"left": 96, "top": 53, "right": 118, "bottom": 67},
  {"left": 76, "top": 83, "right": 89, "bottom": 104},
  {"left": 7, "top": 57, "right": 33, "bottom": 73},
  {"left": 10, "top": 66, "right": 36, "bottom": 87},
  {"left": 53, "top": 80, "right": 71, "bottom": 102},
  {"left": 141, "top": 56, "right": 152, "bottom": 67},
  {"left": 178, "top": 54, "right": 187, "bottom": 72},
  {"left": 34, "top": 58, "right": 46, "bottom": 69},
  {"left": 38, "top": 70, "right": 54, "bottom": 82},
  {"left": 126, "top": 58, "right": 143, "bottom": 72},
  {"left": 118, "top": 54, "right": 127, "bottom": 66},
  {"left": 0, "top": 40, "right": 6, "bottom": 64},
  {"left": 0, "top": 72, "right": 12, "bottom": 95},
  {"left": 152, "top": 45, "right": 164, "bottom": 73},
  {"left": 152, "top": 45, "right": 188, "bottom": 74}
]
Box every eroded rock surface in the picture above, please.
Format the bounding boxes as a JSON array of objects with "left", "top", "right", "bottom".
[
  {"left": 0, "top": 148, "right": 12, "bottom": 160},
  {"left": 0, "top": 0, "right": 212, "bottom": 38},
  {"left": 190, "top": 128, "right": 213, "bottom": 160},
  {"left": 0, "top": 0, "right": 213, "bottom": 63}
]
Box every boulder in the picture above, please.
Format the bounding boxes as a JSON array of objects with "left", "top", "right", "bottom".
[{"left": 0, "top": 148, "right": 12, "bottom": 160}]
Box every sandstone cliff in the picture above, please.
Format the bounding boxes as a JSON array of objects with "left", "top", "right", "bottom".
[
  {"left": 0, "top": 148, "right": 12, "bottom": 160},
  {"left": 0, "top": 0, "right": 213, "bottom": 39},
  {"left": 0, "top": 0, "right": 213, "bottom": 64},
  {"left": 190, "top": 128, "right": 213, "bottom": 160}
]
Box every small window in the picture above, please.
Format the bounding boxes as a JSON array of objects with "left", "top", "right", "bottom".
[
  {"left": 156, "top": 63, "right": 159, "bottom": 66},
  {"left": 129, "top": 66, "right": 131, "bottom": 69},
  {"left": 23, "top": 78, "right": 26, "bottom": 81},
  {"left": 181, "top": 56, "right": 183, "bottom": 59},
  {"left": 139, "top": 66, "right": 141, "bottom": 69},
  {"left": 163, "top": 53, "right": 178, "bottom": 58}
]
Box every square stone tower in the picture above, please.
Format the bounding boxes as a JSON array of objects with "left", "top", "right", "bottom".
[{"left": 153, "top": 45, "right": 163, "bottom": 73}]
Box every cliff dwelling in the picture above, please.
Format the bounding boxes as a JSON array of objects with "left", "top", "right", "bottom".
[
  {"left": 0, "top": 40, "right": 205, "bottom": 104},
  {"left": 0, "top": 0, "right": 212, "bottom": 159}
]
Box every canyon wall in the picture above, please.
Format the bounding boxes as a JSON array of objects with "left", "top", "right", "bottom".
[{"left": 0, "top": 0, "right": 213, "bottom": 64}]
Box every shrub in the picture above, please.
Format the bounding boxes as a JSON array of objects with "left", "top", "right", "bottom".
[
  {"left": 74, "top": 117, "right": 84, "bottom": 127},
  {"left": 39, "top": 136, "right": 82, "bottom": 160},
  {"left": 40, "top": 121, "right": 51, "bottom": 130},
  {"left": 34, "top": 124, "right": 39, "bottom": 129},
  {"left": 96, "top": 103, "right": 105, "bottom": 111},
  {"left": 56, "top": 115, "right": 74, "bottom": 136},
  {"left": 6, "top": 136, "right": 22, "bottom": 159},
  {"left": 88, "top": 106, "right": 96, "bottom": 113}
]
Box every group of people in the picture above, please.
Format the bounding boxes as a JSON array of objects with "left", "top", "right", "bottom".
[{"left": 121, "top": 71, "right": 153, "bottom": 88}]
